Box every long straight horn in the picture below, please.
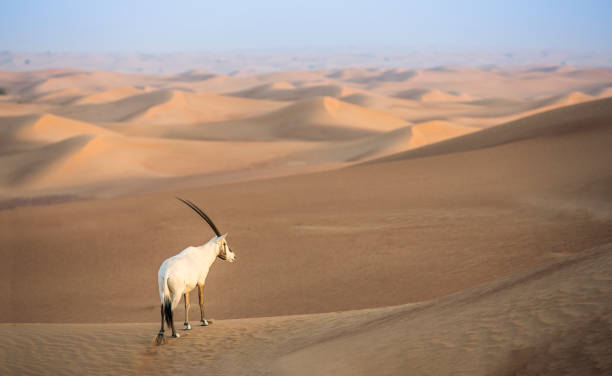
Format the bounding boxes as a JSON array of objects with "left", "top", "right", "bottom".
[{"left": 176, "top": 197, "right": 221, "bottom": 236}]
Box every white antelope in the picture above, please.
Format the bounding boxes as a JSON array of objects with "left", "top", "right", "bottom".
[{"left": 154, "top": 198, "right": 236, "bottom": 345}]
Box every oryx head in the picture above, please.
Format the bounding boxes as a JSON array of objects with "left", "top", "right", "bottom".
[{"left": 177, "top": 198, "right": 237, "bottom": 263}]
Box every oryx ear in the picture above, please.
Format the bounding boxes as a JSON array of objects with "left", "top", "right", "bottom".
[{"left": 216, "top": 233, "right": 228, "bottom": 242}]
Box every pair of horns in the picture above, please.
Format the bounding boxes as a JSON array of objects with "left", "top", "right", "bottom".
[{"left": 176, "top": 197, "right": 221, "bottom": 237}]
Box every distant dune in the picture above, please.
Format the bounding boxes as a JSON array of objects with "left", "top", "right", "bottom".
[
  {"left": 394, "top": 88, "right": 473, "bottom": 102},
  {"left": 1, "top": 113, "right": 113, "bottom": 143},
  {"left": 52, "top": 89, "right": 285, "bottom": 124},
  {"left": 229, "top": 82, "right": 356, "bottom": 101},
  {"left": 276, "top": 121, "right": 474, "bottom": 165},
  {"left": 74, "top": 87, "right": 144, "bottom": 104},
  {"left": 372, "top": 96, "right": 612, "bottom": 164},
  {"left": 163, "top": 96, "right": 410, "bottom": 143}
]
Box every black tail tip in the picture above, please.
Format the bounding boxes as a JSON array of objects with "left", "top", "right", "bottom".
[{"left": 163, "top": 298, "right": 173, "bottom": 328}]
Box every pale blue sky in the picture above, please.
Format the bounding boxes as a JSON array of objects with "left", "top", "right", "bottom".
[{"left": 1, "top": 0, "right": 611, "bottom": 52}]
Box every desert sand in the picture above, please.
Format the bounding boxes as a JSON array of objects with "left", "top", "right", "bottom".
[
  {"left": 3, "top": 244, "right": 609, "bottom": 375},
  {"left": 1, "top": 65, "right": 612, "bottom": 375}
]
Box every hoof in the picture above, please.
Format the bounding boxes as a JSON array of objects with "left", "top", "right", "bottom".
[
  {"left": 201, "top": 319, "right": 209, "bottom": 326},
  {"left": 153, "top": 333, "right": 167, "bottom": 346},
  {"left": 183, "top": 323, "right": 192, "bottom": 330},
  {"left": 171, "top": 332, "right": 180, "bottom": 338}
]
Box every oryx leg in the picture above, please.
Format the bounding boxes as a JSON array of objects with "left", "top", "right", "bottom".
[
  {"left": 159, "top": 304, "right": 165, "bottom": 334},
  {"left": 169, "top": 293, "right": 180, "bottom": 338},
  {"left": 183, "top": 292, "right": 192, "bottom": 330},
  {"left": 153, "top": 304, "right": 167, "bottom": 345},
  {"left": 198, "top": 283, "right": 209, "bottom": 326}
]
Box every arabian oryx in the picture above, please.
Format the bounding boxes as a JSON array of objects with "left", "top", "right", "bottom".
[{"left": 154, "top": 198, "right": 236, "bottom": 345}]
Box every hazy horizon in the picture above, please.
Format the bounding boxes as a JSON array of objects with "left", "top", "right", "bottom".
[{"left": 2, "top": 0, "right": 611, "bottom": 53}]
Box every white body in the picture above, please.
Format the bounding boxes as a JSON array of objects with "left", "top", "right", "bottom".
[{"left": 158, "top": 236, "right": 221, "bottom": 310}]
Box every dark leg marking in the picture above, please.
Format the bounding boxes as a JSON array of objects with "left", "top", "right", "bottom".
[{"left": 198, "top": 283, "right": 209, "bottom": 326}]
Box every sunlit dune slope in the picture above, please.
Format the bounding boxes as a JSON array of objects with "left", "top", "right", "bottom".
[{"left": 409, "top": 120, "right": 475, "bottom": 147}]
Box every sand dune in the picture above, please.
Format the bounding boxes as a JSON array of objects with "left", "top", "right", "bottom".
[
  {"left": 30, "top": 87, "right": 89, "bottom": 105},
  {"left": 0, "top": 133, "right": 315, "bottom": 195},
  {"left": 394, "top": 88, "right": 473, "bottom": 102},
  {"left": 0, "top": 113, "right": 114, "bottom": 144},
  {"left": 189, "top": 70, "right": 330, "bottom": 93},
  {"left": 74, "top": 87, "right": 144, "bottom": 104},
  {"left": 277, "top": 121, "right": 474, "bottom": 165},
  {"left": 374, "top": 96, "right": 612, "bottom": 163},
  {"left": 229, "top": 82, "right": 355, "bottom": 101},
  {"left": 257, "top": 96, "right": 409, "bottom": 133},
  {"left": 340, "top": 68, "right": 418, "bottom": 84},
  {"left": 163, "top": 96, "right": 410, "bottom": 142},
  {"left": 53, "top": 89, "right": 285, "bottom": 124},
  {"left": 13, "top": 70, "right": 166, "bottom": 100},
  {"left": 326, "top": 67, "right": 381, "bottom": 80},
  {"left": 131, "top": 90, "right": 285, "bottom": 124},
  {"left": 174, "top": 69, "right": 216, "bottom": 82},
  {"left": 409, "top": 120, "right": 475, "bottom": 147},
  {"left": 0, "top": 102, "right": 51, "bottom": 116},
  {"left": 275, "top": 126, "right": 415, "bottom": 165},
  {"left": 598, "top": 87, "right": 612, "bottom": 98},
  {"left": 340, "top": 91, "right": 488, "bottom": 127}
]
